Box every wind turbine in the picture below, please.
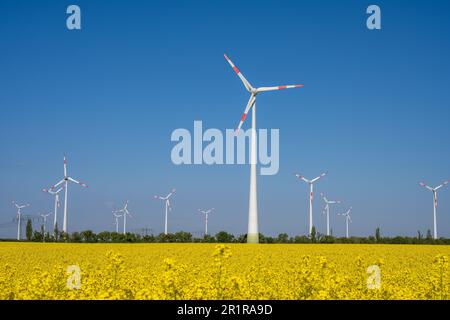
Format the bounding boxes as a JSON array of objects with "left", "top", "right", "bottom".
[
  {"left": 198, "top": 208, "right": 214, "bottom": 236},
  {"left": 42, "top": 186, "right": 64, "bottom": 232},
  {"left": 40, "top": 212, "right": 52, "bottom": 236},
  {"left": 294, "top": 172, "right": 327, "bottom": 236},
  {"left": 419, "top": 180, "right": 449, "bottom": 239},
  {"left": 338, "top": 207, "right": 352, "bottom": 238},
  {"left": 320, "top": 192, "right": 341, "bottom": 236},
  {"left": 224, "top": 54, "right": 304, "bottom": 244},
  {"left": 154, "top": 188, "right": 176, "bottom": 235},
  {"left": 112, "top": 212, "right": 122, "bottom": 233},
  {"left": 115, "top": 201, "right": 132, "bottom": 234},
  {"left": 47, "top": 155, "right": 88, "bottom": 234},
  {"left": 12, "top": 201, "right": 30, "bottom": 240}
]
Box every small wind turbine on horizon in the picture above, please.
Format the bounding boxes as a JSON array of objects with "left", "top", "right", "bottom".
[
  {"left": 12, "top": 201, "right": 30, "bottom": 240},
  {"left": 40, "top": 212, "right": 52, "bottom": 237},
  {"left": 419, "top": 180, "right": 449, "bottom": 239},
  {"left": 320, "top": 192, "right": 341, "bottom": 236},
  {"left": 224, "top": 53, "right": 304, "bottom": 244},
  {"left": 46, "top": 155, "right": 88, "bottom": 234},
  {"left": 42, "top": 186, "right": 64, "bottom": 233},
  {"left": 294, "top": 172, "right": 327, "bottom": 236},
  {"left": 338, "top": 207, "right": 352, "bottom": 238},
  {"left": 114, "top": 201, "right": 132, "bottom": 235},
  {"left": 113, "top": 212, "right": 123, "bottom": 233},
  {"left": 198, "top": 208, "right": 214, "bottom": 236},
  {"left": 154, "top": 189, "right": 176, "bottom": 235}
]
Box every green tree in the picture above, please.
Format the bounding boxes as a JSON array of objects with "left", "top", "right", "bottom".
[
  {"left": 277, "top": 233, "right": 289, "bottom": 243},
  {"left": 310, "top": 226, "right": 317, "bottom": 243},
  {"left": 215, "top": 231, "right": 234, "bottom": 243},
  {"left": 25, "top": 219, "right": 33, "bottom": 241},
  {"left": 53, "top": 222, "right": 59, "bottom": 242},
  {"left": 40, "top": 225, "right": 45, "bottom": 242},
  {"left": 375, "top": 227, "right": 381, "bottom": 243},
  {"left": 174, "top": 231, "right": 192, "bottom": 242},
  {"left": 80, "top": 230, "right": 97, "bottom": 243},
  {"left": 32, "top": 230, "right": 43, "bottom": 242},
  {"left": 426, "top": 229, "right": 433, "bottom": 241},
  {"left": 70, "top": 232, "right": 82, "bottom": 243},
  {"left": 97, "top": 231, "right": 112, "bottom": 242}
]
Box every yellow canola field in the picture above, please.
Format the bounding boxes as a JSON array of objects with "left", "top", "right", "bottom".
[{"left": 0, "top": 243, "right": 449, "bottom": 300}]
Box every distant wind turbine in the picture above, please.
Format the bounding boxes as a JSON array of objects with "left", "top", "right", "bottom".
[
  {"left": 294, "top": 172, "right": 327, "bottom": 235},
  {"left": 46, "top": 155, "right": 88, "bottom": 234},
  {"left": 419, "top": 180, "right": 449, "bottom": 239},
  {"left": 12, "top": 201, "right": 30, "bottom": 240},
  {"left": 113, "top": 212, "right": 122, "bottom": 233},
  {"left": 198, "top": 208, "right": 214, "bottom": 236},
  {"left": 42, "top": 186, "right": 64, "bottom": 233},
  {"left": 320, "top": 192, "right": 341, "bottom": 236},
  {"left": 338, "top": 207, "right": 352, "bottom": 238},
  {"left": 114, "top": 201, "right": 132, "bottom": 234},
  {"left": 40, "top": 212, "right": 52, "bottom": 237},
  {"left": 154, "top": 189, "right": 176, "bottom": 235}
]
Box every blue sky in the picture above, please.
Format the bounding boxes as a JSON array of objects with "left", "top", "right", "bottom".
[{"left": 1, "top": 0, "right": 450, "bottom": 238}]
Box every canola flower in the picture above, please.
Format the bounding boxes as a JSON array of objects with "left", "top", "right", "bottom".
[{"left": 0, "top": 243, "right": 449, "bottom": 300}]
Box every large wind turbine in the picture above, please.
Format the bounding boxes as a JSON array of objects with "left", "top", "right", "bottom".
[
  {"left": 42, "top": 186, "right": 64, "bottom": 232},
  {"left": 12, "top": 201, "right": 30, "bottom": 240},
  {"left": 154, "top": 189, "right": 176, "bottom": 235},
  {"left": 47, "top": 156, "right": 88, "bottom": 234},
  {"left": 224, "top": 54, "right": 304, "bottom": 244},
  {"left": 419, "top": 180, "right": 448, "bottom": 239},
  {"left": 320, "top": 192, "right": 341, "bottom": 236},
  {"left": 294, "top": 172, "right": 327, "bottom": 235},
  {"left": 338, "top": 207, "right": 352, "bottom": 238},
  {"left": 115, "top": 201, "right": 132, "bottom": 234},
  {"left": 198, "top": 208, "right": 214, "bottom": 236}
]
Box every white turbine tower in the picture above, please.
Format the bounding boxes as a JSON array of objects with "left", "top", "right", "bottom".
[
  {"left": 40, "top": 212, "right": 52, "bottom": 237},
  {"left": 154, "top": 189, "right": 176, "bottom": 235},
  {"left": 12, "top": 201, "right": 30, "bottom": 240},
  {"left": 224, "top": 54, "right": 304, "bottom": 244},
  {"left": 198, "top": 208, "right": 214, "bottom": 236},
  {"left": 294, "top": 172, "right": 327, "bottom": 236},
  {"left": 419, "top": 180, "right": 449, "bottom": 239},
  {"left": 115, "top": 201, "right": 132, "bottom": 235},
  {"left": 320, "top": 192, "right": 341, "bottom": 236},
  {"left": 338, "top": 207, "right": 352, "bottom": 238},
  {"left": 42, "top": 186, "right": 64, "bottom": 232},
  {"left": 47, "top": 155, "right": 88, "bottom": 234},
  {"left": 113, "top": 212, "right": 123, "bottom": 233}
]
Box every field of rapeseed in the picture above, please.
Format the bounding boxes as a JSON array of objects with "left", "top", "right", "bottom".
[{"left": 0, "top": 243, "right": 448, "bottom": 300}]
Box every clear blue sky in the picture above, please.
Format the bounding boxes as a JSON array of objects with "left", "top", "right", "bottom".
[{"left": 1, "top": 0, "right": 450, "bottom": 238}]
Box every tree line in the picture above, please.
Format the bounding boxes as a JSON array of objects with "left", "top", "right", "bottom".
[{"left": 1, "top": 221, "right": 450, "bottom": 245}]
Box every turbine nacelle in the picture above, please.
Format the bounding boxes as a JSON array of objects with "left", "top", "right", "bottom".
[{"left": 224, "top": 53, "right": 304, "bottom": 133}]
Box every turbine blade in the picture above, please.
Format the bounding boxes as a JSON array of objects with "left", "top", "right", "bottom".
[
  {"left": 224, "top": 54, "right": 253, "bottom": 92},
  {"left": 419, "top": 182, "right": 433, "bottom": 191},
  {"left": 435, "top": 181, "right": 448, "bottom": 190},
  {"left": 256, "top": 84, "right": 304, "bottom": 93},
  {"left": 63, "top": 156, "right": 67, "bottom": 177},
  {"left": 311, "top": 172, "right": 327, "bottom": 183},
  {"left": 51, "top": 180, "right": 65, "bottom": 190},
  {"left": 294, "top": 173, "right": 310, "bottom": 183},
  {"left": 236, "top": 94, "right": 256, "bottom": 134},
  {"left": 68, "top": 177, "right": 88, "bottom": 188}
]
